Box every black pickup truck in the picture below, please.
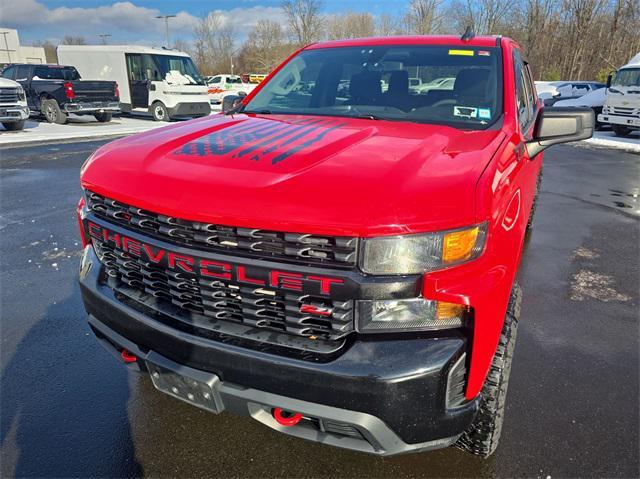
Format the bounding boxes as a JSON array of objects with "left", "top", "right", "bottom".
[{"left": 1, "top": 64, "right": 120, "bottom": 124}]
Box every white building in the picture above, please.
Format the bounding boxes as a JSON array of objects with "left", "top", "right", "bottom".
[{"left": 0, "top": 28, "right": 47, "bottom": 64}]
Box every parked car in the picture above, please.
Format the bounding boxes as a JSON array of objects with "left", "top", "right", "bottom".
[
  {"left": 58, "top": 45, "right": 210, "bottom": 121},
  {"left": 0, "top": 77, "right": 29, "bottom": 131},
  {"left": 1, "top": 63, "right": 119, "bottom": 124},
  {"left": 535, "top": 81, "right": 605, "bottom": 106},
  {"left": 206, "top": 74, "right": 255, "bottom": 104},
  {"left": 77, "top": 34, "right": 593, "bottom": 459},
  {"left": 598, "top": 52, "right": 640, "bottom": 137},
  {"left": 554, "top": 87, "right": 607, "bottom": 129}
]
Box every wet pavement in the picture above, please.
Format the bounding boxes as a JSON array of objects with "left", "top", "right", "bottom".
[{"left": 1, "top": 140, "right": 638, "bottom": 478}]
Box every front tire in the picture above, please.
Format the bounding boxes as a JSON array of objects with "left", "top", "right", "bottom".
[
  {"left": 456, "top": 282, "right": 522, "bottom": 458},
  {"left": 2, "top": 120, "right": 25, "bottom": 131},
  {"left": 42, "top": 99, "right": 67, "bottom": 124},
  {"left": 151, "top": 102, "right": 170, "bottom": 121},
  {"left": 94, "top": 112, "right": 112, "bottom": 123},
  {"left": 612, "top": 125, "right": 631, "bottom": 137}
]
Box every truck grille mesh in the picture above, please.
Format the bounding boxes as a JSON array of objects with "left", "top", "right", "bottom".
[
  {"left": 93, "top": 238, "right": 354, "bottom": 342},
  {"left": 0, "top": 88, "right": 19, "bottom": 103},
  {"left": 86, "top": 191, "right": 358, "bottom": 268}
]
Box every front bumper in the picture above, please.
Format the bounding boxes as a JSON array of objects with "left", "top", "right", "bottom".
[
  {"left": 79, "top": 246, "right": 478, "bottom": 455},
  {"left": 65, "top": 101, "right": 121, "bottom": 114},
  {"left": 167, "top": 102, "right": 212, "bottom": 117},
  {"left": 0, "top": 104, "right": 29, "bottom": 122},
  {"left": 598, "top": 113, "right": 640, "bottom": 129}
]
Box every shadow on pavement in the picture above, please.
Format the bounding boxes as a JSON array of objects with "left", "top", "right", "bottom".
[{"left": 1, "top": 293, "right": 143, "bottom": 477}]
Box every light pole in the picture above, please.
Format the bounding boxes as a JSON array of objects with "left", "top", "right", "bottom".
[
  {"left": 98, "top": 34, "right": 111, "bottom": 45},
  {"left": 155, "top": 14, "right": 177, "bottom": 48}
]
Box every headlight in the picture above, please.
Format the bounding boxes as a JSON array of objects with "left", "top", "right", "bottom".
[
  {"left": 17, "top": 86, "right": 26, "bottom": 101},
  {"left": 360, "top": 223, "right": 487, "bottom": 275},
  {"left": 357, "top": 298, "right": 467, "bottom": 332},
  {"left": 602, "top": 105, "right": 609, "bottom": 114}
]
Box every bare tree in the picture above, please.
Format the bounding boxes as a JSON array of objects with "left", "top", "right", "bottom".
[
  {"left": 193, "top": 12, "right": 237, "bottom": 75},
  {"left": 404, "top": 0, "right": 445, "bottom": 34},
  {"left": 450, "top": 0, "right": 512, "bottom": 34},
  {"left": 32, "top": 40, "right": 57, "bottom": 63},
  {"left": 60, "top": 36, "right": 86, "bottom": 45},
  {"left": 172, "top": 38, "right": 193, "bottom": 56},
  {"left": 281, "top": 0, "right": 324, "bottom": 45},
  {"left": 242, "top": 20, "right": 291, "bottom": 72},
  {"left": 376, "top": 13, "right": 404, "bottom": 36},
  {"left": 326, "top": 12, "right": 375, "bottom": 40}
]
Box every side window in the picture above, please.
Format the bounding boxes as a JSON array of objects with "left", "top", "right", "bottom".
[
  {"left": 513, "top": 50, "right": 533, "bottom": 130},
  {"left": 1, "top": 66, "right": 16, "bottom": 79},
  {"left": 16, "top": 66, "right": 30, "bottom": 81},
  {"left": 210, "top": 76, "right": 221, "bottom": 84},
  {"left": 126, "top": 55, "right": 144, "bottom": 81},
  {"left": 524, "top": 63, "right": 537, "bottom": 121}
]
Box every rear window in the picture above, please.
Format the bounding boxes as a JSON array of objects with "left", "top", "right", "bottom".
[
  {"left": 244, "top": 45, "right": 503, "bottom": 129},
  {"left": 33, "top": 66, "right": 80, "bottom": 81}
]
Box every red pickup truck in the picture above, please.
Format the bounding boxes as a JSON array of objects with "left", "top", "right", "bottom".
[{"left": 78, "top": 34, "right": 593, "bottom": 457}]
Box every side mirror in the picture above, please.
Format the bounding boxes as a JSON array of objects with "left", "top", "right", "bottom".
[
  {"left": 526, "top": 107, "right": 594, "bottom": 158},
  {"left": 221, "top": 92, "right": 246, "bottom": 114},
  {"left": 606, "top": 74, "right": 612, "bottom": 88}
]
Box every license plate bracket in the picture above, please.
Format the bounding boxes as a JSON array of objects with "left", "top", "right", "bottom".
[{"left": 146, "top": 351, "right": 225, "bottom": 413}]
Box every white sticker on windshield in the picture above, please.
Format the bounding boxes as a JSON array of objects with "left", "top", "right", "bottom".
[
  {"left": 453, "top": 106, "right": 478, "bottom": 119},
  {"left": 478, "top": 108, "right": 491, "bottom": 119}
]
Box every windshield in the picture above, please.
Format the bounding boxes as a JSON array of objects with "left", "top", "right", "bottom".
[
  {"left": 244, "top": 45, "right": 502, "bottom": 128},
  {"left": 151, "top": 55, "right": 204, "bottom": 85},
  {"left": 612, "top": 68, "right": 640, "bottom": 88},
  {"left": 34, "top": 66, "right": 80, "bottom": 81}
]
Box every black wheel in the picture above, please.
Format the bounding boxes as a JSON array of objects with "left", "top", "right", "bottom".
[
  {"left": 456, "top": 282, "right": 522, "bottom": 458},
  {"left": 151, "top": 102, "right": 170, "bottom": 121},
  {"left": 526, "top": 167, "right": 543, "bottom": 234},
  {"left": 94, "top": 112, "right": 112, "bottom": 123},
  {"left": 42, "top": 99, "right": 67, "bottom": 124},
  {"left": 612, "top": 125, "right": 631, "bottom": 137},
  {"left": 2, "top": 120, "right": 25, "bottom": 131}
]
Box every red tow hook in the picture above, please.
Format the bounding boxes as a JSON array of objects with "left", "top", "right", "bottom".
[
  {"left": 120, "top": 349, "right": 137, "bottom": 363},
  {"left": 273, "top": 408, "right": 303, "bottom": 426}
]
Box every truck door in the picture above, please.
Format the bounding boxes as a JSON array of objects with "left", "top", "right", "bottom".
[
  {"left": 125, "top": 54, "right": 149, "bottom": 109},
  {"left": 15, "top": 65, "right": 35, "bottom": 109}
]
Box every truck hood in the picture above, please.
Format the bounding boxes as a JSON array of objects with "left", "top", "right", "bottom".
[{"left": 81, "top": 114, "right": 505, "bottom": 237}]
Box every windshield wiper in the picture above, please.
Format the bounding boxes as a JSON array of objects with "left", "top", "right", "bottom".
[{"left": 349, "top": 113, "right": 383, "bottom": 120}]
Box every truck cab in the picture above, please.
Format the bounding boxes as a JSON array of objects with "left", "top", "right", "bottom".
[
  {"left": 598, "top": 52, "right": 640, "bottom": 137},
  {"left": 77, "top": 35, "right": 593, "bottom": 458}
]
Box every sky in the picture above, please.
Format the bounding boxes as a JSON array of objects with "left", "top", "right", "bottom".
[{"left": 0, "top": 0, "right": 396, "bottom": 46}]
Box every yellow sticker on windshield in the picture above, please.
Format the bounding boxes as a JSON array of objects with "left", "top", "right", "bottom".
[{"left": 449, "top": 49, "right": 475, "bottom": 56}]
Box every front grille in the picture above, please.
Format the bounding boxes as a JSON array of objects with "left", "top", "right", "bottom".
[
  {"left": 86, "top": 191, "right": 358, "bottom": 269},
  {"left": 93, "top": 238, "right": 354, "bottom": 343},
  {"left": 0, "top": 88, "right": 19, "bottom": 103},
  {"left": 611, "top": 106, "right": 637, "bottom": 116}
]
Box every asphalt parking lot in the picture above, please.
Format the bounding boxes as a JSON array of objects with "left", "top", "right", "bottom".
[{"left": 0, "top": 139, "right": 638, "bottom": 478}]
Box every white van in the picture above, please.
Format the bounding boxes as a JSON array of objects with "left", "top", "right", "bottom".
[
  {"left": 598, "top": 52, "right": 640, "bottom": 136},
  {"left": 57, "top": 45, "right": 210, "bottom": 121}
]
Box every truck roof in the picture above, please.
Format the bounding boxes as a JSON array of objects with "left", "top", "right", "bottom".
[
  {"left": 56, "top": 45, "right": 191, "bottom": 57},
  {"left": 306, "top": 35, "right": 508, "bottom": 50}
]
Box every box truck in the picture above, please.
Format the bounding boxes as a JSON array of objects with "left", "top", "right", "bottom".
[
  {"left": 57, "top": 45, "right": 211, "bottom": 121},
  {"left": 598, "top": 52, "right": 640, "bottom": 136}
]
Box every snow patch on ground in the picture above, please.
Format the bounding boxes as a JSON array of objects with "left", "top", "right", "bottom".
[
  {"left": 579, "top": 130, "right": 640, "bottom": 152},
  {"left": 570, "top": 270, "right": 632, "bottom": 302},
  {"left": 0, "top": 107, "right": 221, "bottom": 146}
]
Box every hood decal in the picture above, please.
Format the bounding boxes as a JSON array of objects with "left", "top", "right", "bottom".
[{"left": 175, "top": 117, "right": 346, "bottom": 165}]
